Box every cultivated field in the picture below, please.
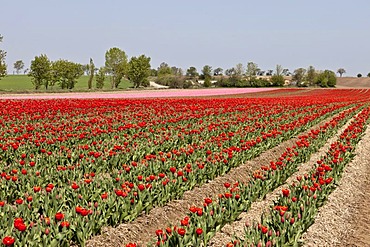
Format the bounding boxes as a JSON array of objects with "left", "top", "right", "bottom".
[
  {"left": 0, "top": 89, "right": 369, "bottom": 247},
  {"left": 0, "top": 75, "right": 132, "bottom": 92}
]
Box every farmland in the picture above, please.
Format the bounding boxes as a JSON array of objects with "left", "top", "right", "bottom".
[
  {"left": 0, "top": 75, "right": 132, "bottom": 92},
  {"left": 0, "top": 89, "right": 369, "bottom": 247}
]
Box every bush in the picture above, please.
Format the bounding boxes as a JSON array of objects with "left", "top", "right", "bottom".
[
  {"left": 357, "top": 73, "right": 362, "bottom": 78},
  {"left": 270, "top": 75, "right": 285, "bottom": 86},
  {"left": 155, "top": 75, "right": 185, "bottom": 88},
  {"left": 183, "top": 80, "right": 193, "bottom": 89},
  {"left": 203, "top": 77, "right": 211, "bottom": 87},
  {"left": 315, "top": 70, "right": 336, "bottom": 87}
]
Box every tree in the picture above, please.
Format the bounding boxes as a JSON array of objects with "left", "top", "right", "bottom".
[
  {"left": 367, "top": 72, "right": 370, "bottom": 77},
  {"left": 315, "top": 70, "right": 336, "bottom": 87},
  {"left": 275, "top": 64, "right": 284, "bottom": 76},
  {"left": 235, "top": 63, "right": 244, "bottom": 77},
  {"left": 357, "top": 73, "right": 362, "bottom": 78},
  {"left": 51, "top": 59, "right": 84, "bottom": 89},
  {"left": 225, "top": 68, "right": 235, "bottom": 76},
  {"left": 29, "top": 54, "right": 51, "bottom": 90},
  {"left": 201, "top": 65, "right": 212, "bottom": 78},
  {"left": 150, "top": 69, "right": 158, "bottom": 77},
  {"left": 157, "top": 62, "right": 172, "bottom": 77},
  {"left": 213, "top": 67, "right": 223, "bottom": 76},
  {"left": 13, "top": 60, "right": 25, "bottom": 75},
  {"left": 171, "top": 66, "right": 183, "bottom": 76},
  {"left": 0, "top": 34, "right": 6, "bottom": 80},
  {"left": 270, "top": 65, "right": 285, "bottom": 86},
  {"left": 282, "top": 68, "right": 290, "bottom": 76},
  {"left": 127, "top": 55, "right": 151, "bottom": 88},
  {"left": 105, "top": 47, "right": 128, "bottom": 89},
  {"left": 337, "top": 68, "right": 346, "bottom": 77},
  {"left": 292, "top": 68, "right": 307, "bottom": 86},
  {"left": 245, "top": 62, "right": 260, "bottom": 85},
  {"left": 186, "top": 66, "right": 198, "bottom": 78},
  {"left": 306, "top": 66, "right": 316, "bottom": 86},
  {"left": 95, "top": 67, "right": 106, "bottom": 89},
  {"left": 87, "top": 58, "right": 95, "bottom": 89},
  {"left": 266, "top": 70, "right": 273, "bottom": 76}
]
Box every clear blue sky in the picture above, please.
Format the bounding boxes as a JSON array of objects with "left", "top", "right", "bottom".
[{"left": 1, "top": 0, "right": 369, "bottom": 76}]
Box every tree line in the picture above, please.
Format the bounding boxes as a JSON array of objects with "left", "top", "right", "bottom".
[
  {"left": 27, "top": 48, "right": 151, "bottom": 90},
  {"left": 1, "top": 34, "right": 370, "bottom": 90}
]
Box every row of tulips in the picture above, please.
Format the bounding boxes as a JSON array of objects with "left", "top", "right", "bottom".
[
  {"left": 148, "top": 104, "right": 365, "bottom": 247},
  {"left": 225, "top": 106, "right": 370, "bottom": 247}
]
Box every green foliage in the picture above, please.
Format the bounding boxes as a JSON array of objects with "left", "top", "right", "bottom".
[
  {"left": 183, "top": 80, "right": 193, "bottom": 89},
  {"left": 155, "top": 75, "right": 185, "bottom": 88},
  {"left": 201, "top": 65, "right": 212, "bottom": 80},
  {"left": 127, "top": 55, "right": 151, "bottom": 88},
  {"left": 203, "top": 76, "right": 211, "bottom": 87},
  {"left": 245, "top": 62, "right": 260, "bottom": 84},
  {"left": 51, "top": 59, "right": 84, "bottom": 89},
  {"left": 0, "top": 34, "right": 6, "bottom": 80},
  {"left": 270, "top": 74, "right": 285, "bottom": 86},
  {"left": 306, "top": 65, "right": 316, "bottom": 86},
  {"left": 105, "top": 47, "right": 128, "bottom": 89},
  {"left": 13, "top": 60, "right": 25, "bottom": 75},
  {"left": 186, "top": 66, "right": 198, "bottom": 78},
  {"left": 95, "top": 67, "right": 106, "bottom": 89},
  {"left": 367, "top": 72, "right": 370, "bottom": 77},
  {"left": 29, "top": 54, "right": 51, "bottom": 90},
  {"left": 270, "top": 64, "right": 286, "bottom": 86},
  {"left": 315, "top": 70, "right": 337, "bottom": 87},
  {"left": 171, "top": 66, "right": 183, "bottom": 76},
  {"left": 213, "top": 67, "right": 223, "bottom": 76},
  {"left": 87, "top": 58, "right": 95, "bottom": 89},
  {"left": 292, "top": 68, "right": 306, "bottom": 86},
  {"left": 216, "top": 76, "right": 270, "bottom": 88},
  {"left": 357, "top": 73, "right": 362, "bottom": 78},
  {"left": 157, "top": 62, "right": 172, "bottom": 77},
  {"left": 150, "top": 69, "right": 158, "bottom": 77}
]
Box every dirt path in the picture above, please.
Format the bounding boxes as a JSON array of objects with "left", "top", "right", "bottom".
[
  {"left": 85, "top": 110, "right": 350, "bottom": 247},
  {"left": 302, "top": 122, "right": 370, "bottom": 247},
  {"left": 207, "top": 109, "right": 357, "bottom": 246}
]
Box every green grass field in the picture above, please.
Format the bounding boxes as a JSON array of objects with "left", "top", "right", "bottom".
[{"left": 0, "top": 75, "right": 133, "bottom": 92}]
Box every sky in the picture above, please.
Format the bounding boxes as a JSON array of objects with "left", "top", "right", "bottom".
[{"left": 1, "top": 0, "right": 370, "bottom": 76}]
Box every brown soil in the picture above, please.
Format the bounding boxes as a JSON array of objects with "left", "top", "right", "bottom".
[
  {"left": 85, "top": 112, "right": 345, "bottom": 247},
  {"left": 302, "top": 122, "right": 370, "bottom": 247},
  {"left": 336, "top": 77, "right": 370, "bottom": 88}
]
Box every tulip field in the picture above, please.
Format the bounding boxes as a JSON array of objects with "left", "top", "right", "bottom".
[{"left": 0, "top": 89, "right": 370, "bottom": 247}]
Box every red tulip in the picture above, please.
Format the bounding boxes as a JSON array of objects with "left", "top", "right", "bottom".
[
  {"left": 2, "top": 236, "right": 15, "bottom": 246},
  {"left": 177, "top": 228, "right": 186, "bottom": 236},
  {"left": 60, "top": 221, "right": 70, "bottom": 228},
  {"left": 196, "top": 228, "right": 203, "bottom": 235},
  {"left": 137, "top": 184, "right": 145, "bottom": 191},
  {"left": 282, "top": 188, "right": 290, "bottom": 197},
  {"left": 71, "top": 183, "right": 79, "bottom": 190},
  {"left": 55, "top": 212, "right": 64, "bottom": 221},
  {"left": 204, "top": 198, "right": 212, "bottom": 206},
  {"left": 15, "top": 199, "right": 23, "bottom": 205}
]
